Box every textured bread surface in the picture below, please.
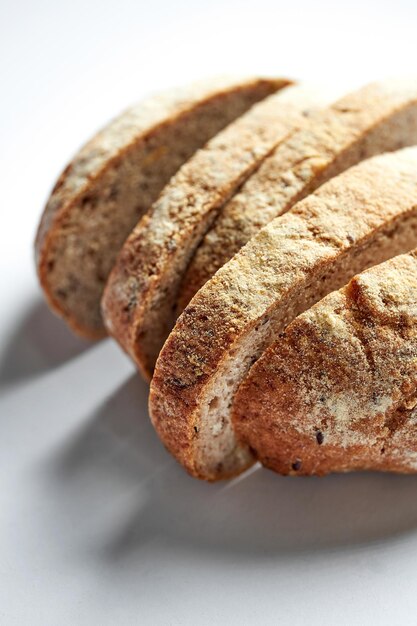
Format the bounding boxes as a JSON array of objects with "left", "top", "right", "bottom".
[
  {"left": 178, "top": 79, "right": 417, "bottom": 309},
  {"left": 102, "top": 83, "right": 337, "bottom": 379},
  {"left": 149, "top": 148, "right": 417, "bottom": 481},
  {"left": 233, "top": 251, "right": 417, "bottom": 476},
  {"left": 36, "top": 76, "right": 285, "bottom": 338}
]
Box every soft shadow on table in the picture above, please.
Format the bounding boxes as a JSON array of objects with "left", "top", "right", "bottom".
[
  {"left": 0, "top": 297, "right": 90, "bottom": 387},
  {"left": 46, "top": 374, "right": 417, "bottom": 562}
]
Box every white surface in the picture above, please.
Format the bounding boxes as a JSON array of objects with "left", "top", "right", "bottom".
[{"left": 2, "top": 1, "right": 417, "bottom": 624}]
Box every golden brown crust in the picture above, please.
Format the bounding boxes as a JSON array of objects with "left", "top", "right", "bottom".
[
  {"left": 103, "top": 83, "right": 333, "bottom": 378},
  {"left": 149, "top": 148, "right": 417, "bottom": 480},
  {"left": 233, "top": 251, "right": 417, "bottom": 476},
  {"left": 178, "top": 79, "right": 417, "bottom": 310},
  {"left": 36, "top": 76, "right": 284, "bottom": 339}
]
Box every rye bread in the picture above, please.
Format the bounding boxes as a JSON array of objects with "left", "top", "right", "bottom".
[
  {"left": 36, "top": 75, "right": 285, "bottom": 338},
  {"left": 178, "top": 79, "right": 417, "bottom": 310},
  {"left": 149, "top": 148, "right": 417, "bottom": 481},
  {"left": 233, "top": 251, "right": 417, "bottom": 476},
  {"left": 103, "top": 83, "right": 340, "bottom": 378}
]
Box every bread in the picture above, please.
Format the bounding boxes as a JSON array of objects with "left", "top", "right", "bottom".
[
  {"left": 233, "top": 251, "right": 417, "bottom": 476},
  {"left": 178, "top": 79, "right": 417, "bottom": 310},
  {"left": 149, "top": 148, "right": 417, "bottom": 481},
  {"left": 102, "top": 83, "right": 337, "bottom": 379},
  {"left": 36, "top": 76, "right": 286, "bottom": 339}
]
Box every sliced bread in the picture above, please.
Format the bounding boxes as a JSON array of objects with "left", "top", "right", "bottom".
[
  {"left": 36, "top": 76, "right": 286, "bottom": 338},
  {"left": 233, "top": 251, "right": 417, "bottom": 476},
  {"left": 149, "top": 148, "right": 417, "bottom": 481},
  {"left": 102, "top": 83, "right": 339, "bottom": 378},
  {"left": 178, "top": 79, "right": 417, "bottom": 309}
]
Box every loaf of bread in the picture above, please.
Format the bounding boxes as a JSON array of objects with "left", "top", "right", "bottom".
[
  {"left": 36, "top": 76, "right": 285, "bottom": 338},
  {"left": 149, "top": 148, "right": 417, "bottom": 481},
  {"left": 233, "top": 251, "right": 417, "bottom": 476},
  {"left": 178, "top": 79, "right": 417, "bottom": 310},
  {"left": 34, "top": 73, "right": 417, "bottom": 483},
  {"left": 102, "top": 83, "right": 339, "bottom": 379}
]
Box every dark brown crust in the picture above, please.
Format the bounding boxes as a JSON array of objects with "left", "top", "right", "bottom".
[
  {"left": 149, "top": 148, "right": 417, "bottom": 480},
  {"left": 233, "top": 251, "right": 417, "bottom": 476},
  {"left": 36, "top": 76, "right": 284, "bottom": 338}
]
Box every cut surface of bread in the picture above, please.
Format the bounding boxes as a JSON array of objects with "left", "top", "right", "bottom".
[
  {"left": 233, "top": 251, "right": 417, "bottom": 476},
  {"left": 149, "top": 148, "right": 417, "bottom": 481},
  {"left": 103, "top": 83, "right": 340, "bottom": 378},
  {"left": 36, "top": 76, "right": 286, "bottom": 339},
  {"left": 178, "top": 79, "right": 417, "bottom": 310}
]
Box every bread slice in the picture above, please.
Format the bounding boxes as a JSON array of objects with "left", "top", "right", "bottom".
[
  {"left": 149, "top": 148, "right": 417, "bottom": 481},
  {"left": 102, "top": 83, "right": 339, "bottom": 379},
  {"left": 178, "top": 79, "right": 417, "bottom": 310},
  {"left": 36, "top": 76, "right": 286, "bottom": 339},
  {"left": 233, "top": 251, "right": 417, "bottom": 476}
]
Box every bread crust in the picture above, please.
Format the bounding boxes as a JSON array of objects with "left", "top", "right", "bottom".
[
  {"left": 103, "top": 83, "right": 337, "bottom": 378},
  {"left": 149, "top": 148, "right": 417, "bottom": 480},
  {"left": 178, "top": 79, "right": 417, "bottom": 309},
  {"left": 36, "top": 76, "right": 285, "bottom": 338},
  {"left": 233, "top": 251, "right": 417, "bottom": 476}
]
